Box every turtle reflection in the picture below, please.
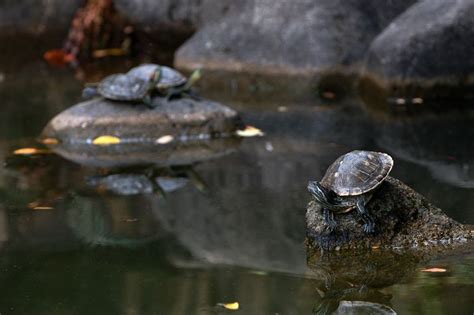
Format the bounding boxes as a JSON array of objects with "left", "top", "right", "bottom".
[
  {"left": 307, "top": 249, "right": 422, "bottom": 314},
  {"left": 86, "top": 165, "right": 207, "bottom": 196}
]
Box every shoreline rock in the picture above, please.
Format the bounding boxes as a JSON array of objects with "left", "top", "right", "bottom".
[{"left": 306, "top": 177, "right": 472, "bottom": 252}]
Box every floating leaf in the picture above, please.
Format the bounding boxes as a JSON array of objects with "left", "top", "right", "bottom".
[
  {"left": 93, "top": 48, "right": 127, "bottom": 58},
  {"left": 421, "top": 268, "right": 447, "bottom": 273},
  {"left": 14, "top": 148, "right": 50, "bottom": 155},
  {"left": 123, "top": 218, "right": 138, "bottom": 222},
  {"left": 92, "top": 135, "right": 121, "bottom": 145},
  {"left": 321, "top": 91, "right": 336, "bottom": 99},
  {"left": 43, "top": 49, "right": 76, "bottom": 67},
  {"left": 412, "top": 97, "right": 424, "bottom": 104},
  {"left": 156, "top": 135, "right": 174, "bottom": 144},
  {"left": 217, "top": 302, "right": 239, "bottom": 310},
  {"left": 236, "top": 126, "right": 264, "bottom": 137},
  {"left": 41, "top": 138, "right": 59, "bottom": 145},
  {"left": 32, "top": 206, "right": 54, "bottom": 210}
]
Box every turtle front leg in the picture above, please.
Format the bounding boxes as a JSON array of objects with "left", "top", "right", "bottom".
[
  {"left": 323, "top": 208, "right": 337, "bottom": 232},
  {"left": 356, "top": 199, "right": 375, "bottom": 233}
]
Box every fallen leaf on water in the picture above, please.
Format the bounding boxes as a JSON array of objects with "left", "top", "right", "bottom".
[
  {"left": 92, "top": 135, "right": 121, "bottom": 146},
  {"left": 421, "top": 268, "right": 447, "bottom": 273},
  {"left": 123, "top": 218, "right": 139, "bottom": 222},
  {"left": 93, "top": 48, "right": 127, "bottom": 58},
  {"left": 236, "top": 126, "right": 264, "bottom": 137},
  {"left": 14, "top": 148, "right": 50, "bottom": 155},
  {"left": 321, "top": 91, "right": 336, "bottom": 99},
  {"left": 41, "top": 138, "right": 59, "bottom": 145},
  {"left": 248, "top": 270, "right": 268, "bottom": 276},
  {"left": 217, "top": 302, "right": 239, "bottom": 310},
  {"left": 156, "top": 135, "right": 174, "bottom": 144},
  {"left": 33, "top": 206, "right": 54, "bottom": 210},
  {"left": 412, "top": 97, "right": 424, "bottom": 104},
  {"left": 43, "top": 49, "right": 76, "bottom": 67}
]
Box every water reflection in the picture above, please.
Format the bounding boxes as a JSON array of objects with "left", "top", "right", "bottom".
[
  {"left": 1, "top": 54, "right": 473, "bottom": 314},
  {"left": 308, "top": 249, "right": 421, "bottom": 314}
]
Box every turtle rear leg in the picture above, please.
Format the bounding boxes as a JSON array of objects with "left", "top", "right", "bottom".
[
  {"left": 356, "top": 199, "right": 375, "bottom": 233},
  {"left": 323, "top": 208, "right": 337, "bottom": 232}
]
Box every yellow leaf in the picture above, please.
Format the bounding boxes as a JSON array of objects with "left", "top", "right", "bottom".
[
  {"left": 156, "top": 135, "right": 174, "bottom": 144},
  {"left": 236, "top": 126, "right": 264, "bottom": 137},
  {"left": 41, "top": 138, "right": 59, "bottom": 145},
  {"left": 92, "top": 135, "right": 121, "bottom": 145},
  {"left": 217, "top": 302, "right": 239, "bottom": 310},
  {"left": 33, "top": 206, "right": 54, "bottom": 210},
  {"left": 421, "top": 268, "right": 447, "bottom": 273},
  {"left": 14, "top": 148, "right": 50, "bottom": 155}
]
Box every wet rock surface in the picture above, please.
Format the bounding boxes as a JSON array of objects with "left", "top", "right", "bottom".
[
  {"left": 0, "top": 0, "right": 82, "bottom": 36},
  {"left": 176, "top": 0, "right": 415, "bottom": 73},
  {"left": 174, "top": 0, "right": 415, "bottom": 102},
  {"left": 42, "top": 96, "right": 242, "bottom": 141},
  {"left": 40, "top": 96, "right": 243, "bottom": 167},
  {"left": 358, "top": 0, "right": 474, "bottom": 113},
  {"left": 306, "top": 177, "right": 472, "bottom": 251}
]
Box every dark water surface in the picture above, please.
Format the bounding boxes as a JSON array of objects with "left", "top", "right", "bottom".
[{"left": 0, "top": 57, "right": 473, "bottom": 315}]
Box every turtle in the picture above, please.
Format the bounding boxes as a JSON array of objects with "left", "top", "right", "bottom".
[
  {"left": 126, "top": 63, "right": 201, "bottom": 99},
  {"left": 82, "top": 69, "right": 161, "bottom": 107},
  {"left": 307, "top": 150, "right": 394, "bottom": 233}
]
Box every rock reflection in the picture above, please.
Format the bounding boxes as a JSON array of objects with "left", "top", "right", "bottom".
[
  {"left": 307, "top": 249, "right": 422, "bottom": 314},
  {"left": 45, "top": 137, "right": 242, "bottom": 168}
]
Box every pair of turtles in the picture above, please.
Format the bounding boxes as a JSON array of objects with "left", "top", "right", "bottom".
[
  {"left": 82, "top": 64, "right": 201, "bottom": 107},
  {"left": 308, "top": 150, "right": 394, "bottom": 234}
]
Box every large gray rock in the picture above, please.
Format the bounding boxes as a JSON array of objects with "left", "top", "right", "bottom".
[
  {"left": 114, "top": 0, "right": 241, "bottom": 30},
  {"left": 358, "top": 0, "right": 474, "bottom": 114},
  {"left": 306, "top": 177, "right": 472, "bottom": 251},
  {"left": 40, "top": 96, "right": 243, "bottom": 167},
  {"left": 173, "top": 0, "right": 415, "bottom": 103},
  {"left": 176, "top": 0, "right": 416, "bottom": 73},
  {"left": 0, "top": 0, "right": 82, "bottom": 36}
]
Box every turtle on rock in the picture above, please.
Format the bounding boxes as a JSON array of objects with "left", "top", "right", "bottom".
[
  {"left": 82, "top": 69, "right": 161, "bottom": 107},
  {"left": 81, "top": 64, "right": 201, "bottom": 107},
  {"left": 127, "top": 64, "right": 201, "bottom": 99},
  {"left": 307, "top": 150, "right": 394, "bottom": 233}
]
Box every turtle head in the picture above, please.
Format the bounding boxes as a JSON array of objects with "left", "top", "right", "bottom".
[
  {"left": 150, "top": 68, "right": 162, "bottom": 85},
  {"left": 307, "top": 181, "right": 337, "bottom": 207}
]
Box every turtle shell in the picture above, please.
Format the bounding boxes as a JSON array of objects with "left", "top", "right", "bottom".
[
  {"left": 127, "top": 64, "right": 187, "bottom": 91},
  {"left": 98, "top": 74, "right": 150, "bottom": 101},
  {"left": 320, "top": 150, "right": 393, "bottom": 196}
]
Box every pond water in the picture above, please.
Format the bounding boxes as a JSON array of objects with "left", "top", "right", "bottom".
[{"left": 0, "top": 54, "right": 473, "bottom": 315}]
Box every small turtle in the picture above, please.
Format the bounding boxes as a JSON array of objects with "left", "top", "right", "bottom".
[
  {"left": 82, "top": 70, "right": 160, "bottom": 107},
  {"left": 127, "top": 63, "right": 201, "bottom": 99},
  {"left": 307, "top": 150, "right": 393, "bottom": 233}
]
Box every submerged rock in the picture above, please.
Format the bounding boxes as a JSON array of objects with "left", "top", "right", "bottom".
[
  {"left": 306, "top": 177, "right": 472, "bottom": 251},
  {"left": 358, "top": 0, "right": 474, "bottom": 114}
]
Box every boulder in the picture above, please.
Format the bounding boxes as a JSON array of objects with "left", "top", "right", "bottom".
[
  {"left": 40, "top": 96, "right": 244, "bottom": 167},
  {"left": 0, "top": 0, "right": 82, "bottom": 36},
  {"left": 174, "top": 0, "right": 416, "bottom": 102},
  {"left": 358, "top": 0, "right": 474, "bottom": 114},
  {"left": 306, "top": 177, "right": 472, "bottom": 251}
]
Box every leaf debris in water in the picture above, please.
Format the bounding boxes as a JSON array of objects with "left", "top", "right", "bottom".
[
  {"left": 216, "top": 302, "right": 239, "bottom": 310},
  {"left": 92, "top": 135, "right": 121, "bottom": 145},
  {"left": 236, "top": 126, "right": 264, "bottom": 137},
  {"left": 40, "top": 138, "right": 59, "bottom": 145},
  {"left": 156, "top": 135, "right": 174, "bottom": 144},
  {"left": 421, "top": 267, "right": 447, "bottom": 273},
  {"left": 13, "top": 148, "right": 51, "bottom": 155},
  {"left": 32, "top": 206, "right": 54, "bottom": 210}
]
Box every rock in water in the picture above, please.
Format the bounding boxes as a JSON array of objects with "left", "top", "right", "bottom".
[
  {"left": 306, "top": 177, "right": 472, "bottom": 251},
  {"left": 40, "top": 96, "right": 243, "bottom": 167},
  {"left": 358, "top": 0, "right": 474, "bottom": 114}
]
